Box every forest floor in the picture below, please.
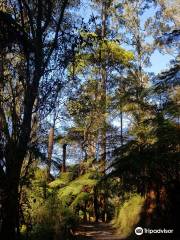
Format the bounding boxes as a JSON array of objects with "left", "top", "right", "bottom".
[{"left": 73, "top": 222, "right": 124, "bottom": 240}]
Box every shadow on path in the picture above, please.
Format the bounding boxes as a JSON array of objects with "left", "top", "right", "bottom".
[{"left": 73, "top": 223, "right": 124, "bottom": 240}]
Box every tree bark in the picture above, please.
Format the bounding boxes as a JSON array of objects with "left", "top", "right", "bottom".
[
  {"left": 47, "top": 127, "right": 54, "bottom": 177},
  {"left": 0, "top": 2, "right": 68, "bottom": 239},
  {"left": 62, "top": 143, "right": 67, "bottom": 173},
  {"left": 1, "top": 148, "right": 22, "bottom": 240},
  {"left": 1, "top": 184, "right": 19, "bottom": 240},
  {"left": 83, "top": 201, "right": 87, "bottom": 222},
  {"left": 99, "top": 1, "right": 108, "bottom": 222},
  {"left": 93, "top": 186, "right": 99, "bottom": 222},
  {"left": 99, "top": 0, "right": 107, "bottom": 174},
  {"left": 0, "top": 59, "right": 41, "bottom": 240}
]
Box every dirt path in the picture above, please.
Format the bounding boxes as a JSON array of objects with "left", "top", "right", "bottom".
[{"left": 73, "top": 223, "right": 124, "bottom": 240}]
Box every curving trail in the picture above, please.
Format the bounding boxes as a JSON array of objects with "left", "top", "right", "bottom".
[{"left": 73, "top": 223, "right": 124, "bottom": 240}]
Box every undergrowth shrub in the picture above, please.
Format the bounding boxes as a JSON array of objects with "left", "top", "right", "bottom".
[
  {"left": 20, "top": 169, "right": 78, "bottom": 240},
  {"left": 112, "top": 194, "right": 145, "bottom": 238}
]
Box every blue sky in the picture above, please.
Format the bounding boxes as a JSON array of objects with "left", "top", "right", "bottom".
[
  {"left": 149, "top": 50, "right": 173, "bottom": 74},
  {"left": 79, "top": 0, "right": 175, "bottom": 75}
]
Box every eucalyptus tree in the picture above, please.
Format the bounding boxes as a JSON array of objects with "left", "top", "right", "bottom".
[
  {"left": 66, "top": 0, "right": 133, "bottom": 221},
  {"left": 0, "top": 1, "right": 79, "bottom": 239},
  {"left": 111, "top": 0, "right": 180, "bottom": 231}
]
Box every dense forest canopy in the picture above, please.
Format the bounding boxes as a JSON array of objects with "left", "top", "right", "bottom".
[{"left": 0, "top": 0, "right": 179, "bottom": 240}]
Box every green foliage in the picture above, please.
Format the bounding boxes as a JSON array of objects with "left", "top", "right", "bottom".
[
  {"left": 1, "top": 1, "right": 179, "bottom": 240},
  {"left": 99, "top": 41, "right": 134, "bottom": 65},
  {"left": 71, "top": 192, "right": 89, "bottom": 208},
  {"left": 68, "top": 31, "right": 133, "bottom": 77},
  {"left": 58, "top": 172, "right": 98, "bottom": 207},
  {"left": 20, "top": 168, "right": 78, "bottom": 240},
  {"left": 112, "top": 194, "right": 145, "bottom": 238},
  {"left": 49, "top": 172, "right": 73, "bottom": 188}
]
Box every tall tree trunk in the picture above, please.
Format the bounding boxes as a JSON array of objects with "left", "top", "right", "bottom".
[
  {"left": 120, "top": 111, "right": 123, "bottom": 146},
  {"left": 99, "top": 1, "right": 108, "bottom": 222},
  {"left": 93, "top": 186, "right": 99, "bottom": 222},
  {"left": 0, "top": 69, "right": 41, "bottom": 240},
  {"left": 47, "top": 127, "right": 54, "bottom": 178},
  {"left": 99, "top": 0, "right": 107, "bottom": 174},
  {"left": 83, "top": 201, "right": 87, "bottom": 222},
  {"left": 62, "top": 143, "right": 67, "bottom": 172},
  {"left": 1, "top": 183, "right": 19, "bottom": 240},
  {"left": 1, "top": 147, "right": 22, "bottom": 240},
  {"left": 145, "top": 182, "right": 157, "bottom": 226},
  {"left": 0, "top": 51, "right": 21, "bottom": 240},
  {"left": 0, "top": 2, "right": 68, "bottom": 239}
]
